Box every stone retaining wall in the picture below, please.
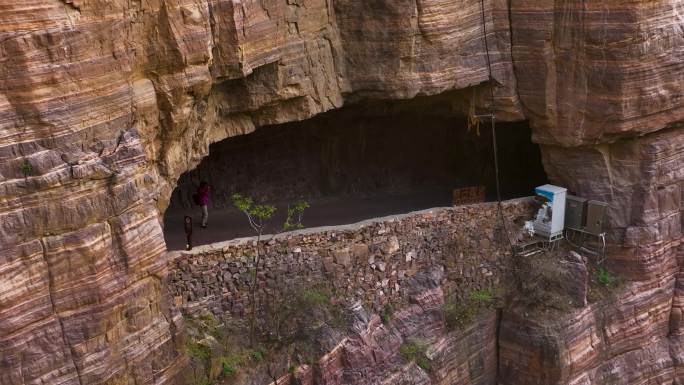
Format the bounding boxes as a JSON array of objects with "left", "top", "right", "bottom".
[{"left": 167, "top": 199, "right": 534, "bottom": 317}]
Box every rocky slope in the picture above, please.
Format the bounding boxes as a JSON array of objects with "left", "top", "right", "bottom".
[{"left": 0, "top": 1, "right": 682, "bottom": 385}]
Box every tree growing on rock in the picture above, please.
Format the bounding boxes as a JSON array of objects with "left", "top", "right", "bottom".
[
  {"left": 232, "top": 193, "right": 277, "bottom": 345},
  {"left": 232, "top": 194, "right": 310, "bottom": 345},
  {"left": 283, "top": 201, "right": 310, "bottom": 231},
  {"left": 20, "top": 159, "right": 32, "bottom": 180}
]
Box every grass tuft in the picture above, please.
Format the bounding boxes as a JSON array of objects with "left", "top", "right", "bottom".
[{"left": 400, "top": 340, "right": 431, "bottom": 372}]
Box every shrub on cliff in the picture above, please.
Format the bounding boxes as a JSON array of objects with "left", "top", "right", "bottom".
[
  {"left": 400, "top": 340, "right": 431, "bottom": 371},
  {"left": 595, "top": 266, "right": 619, "bottom": 287},
  {"left": 381, "top": 303, "right": 395, "bottom": 324},
  {"left": 20, "top": 160, "right": 32, "bottom": 179},
  {"left": 443, "top": 288, "right": 496, "bottom": 330}
]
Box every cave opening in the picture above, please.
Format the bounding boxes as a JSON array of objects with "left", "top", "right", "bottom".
[{"left": 163, "top": 103, "right": 547, "bottom": 250}]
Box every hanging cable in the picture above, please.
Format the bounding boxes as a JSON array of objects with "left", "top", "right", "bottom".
[{"left": 475, "top": 0, "right": 515, "bottom": 253}]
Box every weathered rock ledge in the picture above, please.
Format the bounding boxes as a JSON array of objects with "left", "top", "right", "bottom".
[{"left": 0, "top": 1, "right": 682, "bottom": 384}]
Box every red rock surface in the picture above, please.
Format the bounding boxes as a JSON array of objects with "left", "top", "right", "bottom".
[
  {"left": 511, "top": 1, "right": 684, "bottom": 146},
  {"left": 0, "top": 1, "right": 682, "bottom": 385},
  {"left": 270, "top": 270, "right": 498, "bottom": 385},
  {"left": 497, "top": 127, "right": 683, "bottom": 384}
]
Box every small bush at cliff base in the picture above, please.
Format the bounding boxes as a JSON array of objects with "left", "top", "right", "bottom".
[
  {"left": 443, "top": 301, "right": 477, "bottom": 330},
  {"left": 443, "top": 288, "right": 496, "bottom": 330},
  {"left": 197, "top": 313, "right": 218, "bottom": 329},
  {"left": 588, "top": 265, "right": 624, "bottom": 302},
  {"left": 185, "top": 341, "right": 213, "bottom": 384},
  {"left": 596, "top": 266, "right": 618, "bottom": 286},
  {"left": 381, "top": 303, "right": 394, "bottom": 324},
  {"left": 20, "top": 160, "right": 32, "bottom": 178},
  {"left": 416, "top": 357, "right": 431, "bottom": 371},
  {"left": 400, "top": 340, "right": 431, "bottom": 371},
  {"left": 470, "top": 289, "right": 494, "bottom": 304},
  {"left": 221, "top": 362, "right": 236, "bottom": 377},
  {"left": 216, "top": 352, "right": 250, "bottom": 378},
  {"left": 250, "top": 349, "right": 265, "bottom": 362},
  {"left": 186, "top": 342, "right": 212, "bottom": 363},
  {"left": 300, "top": 289, "right": 329, "bottom": 307}
]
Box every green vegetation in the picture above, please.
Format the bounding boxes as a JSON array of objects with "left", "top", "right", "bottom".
[
  {"left": 443, "top": 288, "right": 496, "bottom": 330},
  {"left": 185, "top": 334, "right": 276, "bottom": 384},
  {"left": 283, "top": 201, "right": 310, "bottom": 231},
  {"left": 417, "top": 357, "right": 431, "bottom": 371},
  {"left": 588, "top": 265, "right": 623, "bottom": 303},
  {"left": 232, "top": 194, "right": 310, "bottom": 346},
  {"left": 443, "top": 300, "right": 477, "bottom": 330},
  {"left": 197, "top": 313, "right": 219, "bottom": 329},
  {"left": 186, "top": 342, "right": 211, "bottom": 362},
  {"left": 232, "top": 194, "right": 277, "bottom": 224},
  {"left": 291, "top": 286, "right": 346, "bottom": 331},
  {"left": 400, "top": 340, "right": 431, "bottom": 371},
  {"left": 300, "top": 288, "right": 330, "bottom": 307},
  {"left": 596, "top": 266, "right": 618, "bottom": 287},
  {"left": 182, "top": 282, "right": 349, "bottom": 384},
  {"left": 215, "top": 348, "right": 264, "bottom": 379},
  {"left": 249, "top": 349, "right": 265, "bottom": 362},
  {"left": 470, "top": 289, "right": 494, "bottom": 304},
  {"left": 232, "top": 193, "right": 277, "bottom": 346},
  {"left": 381, "top": 303, "right": 394, "bottom": 325},
  {"left": 220, "top": 360, "right": 236, "bottom": 377},
  {"left": 20, "top": 160, "right": 32, "bottom": 179}
]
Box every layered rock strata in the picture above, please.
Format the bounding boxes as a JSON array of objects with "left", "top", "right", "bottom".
[
  {"left": 0, "top": 1, "right": 517, "bottom": 384},
  {"left": 0, "top": 1, "right": 682, "bottom": 385},
  {"left": 501, "top": 2, "right": 684, "bottom": 382},
  {"left": 187, "top": 267, "right": 501, "bottom": 385},
  {"left": 283, "top": 269, "right": 500, "bottom": 385},
  {"left": 498, "top": 126, "right": 684, "bottom": 384},
  {"left": 511, "top": 1, "right": 684, "bottom": 146}
]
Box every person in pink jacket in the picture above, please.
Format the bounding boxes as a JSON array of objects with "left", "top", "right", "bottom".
[{"left": 196, "top": 181, "right": 211, "bottom": 228}]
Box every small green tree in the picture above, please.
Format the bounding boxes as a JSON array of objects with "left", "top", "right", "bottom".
[
  {"left": 232, "top": 194, "right": 310, "bottom": 347},
  {"left": 283, "top": 201, "right": 310, "bottom": 231},
  {"left": 232, "top": 193, "right": 277, "bottom": 346},
  {"left": 20, "top": 160, "right": 32, "bottom": 179}
]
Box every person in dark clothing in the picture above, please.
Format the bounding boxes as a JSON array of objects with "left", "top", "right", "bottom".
[
  {"left": 197, "top": 181, "right": 211, "bottom": 228},
  {"left": 184, "top": 216, "right": 193, "bottom": 250}
]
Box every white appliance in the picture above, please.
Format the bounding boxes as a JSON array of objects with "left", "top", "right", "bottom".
[{"left": 533, "top": 184, "right": 567, "bottom": 239}]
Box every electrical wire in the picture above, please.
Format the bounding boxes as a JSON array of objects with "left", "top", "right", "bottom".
[{"left": 478, "top": 0, "right": 515, "bottom": 253}]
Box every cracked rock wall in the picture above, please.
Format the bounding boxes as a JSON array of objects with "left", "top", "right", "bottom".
[
  {"left": 0, "top": 0, "right": 683, "bottom": 385},
  {"left": 497, "top": 3, "right": 684, "bottom": 383},
  {"left": 0, "top": 1, "right": 517, "bottom": 384}
]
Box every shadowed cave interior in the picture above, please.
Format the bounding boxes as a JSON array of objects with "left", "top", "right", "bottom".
[{"left": 163, "top": 103, "right": 547, "bottom": 250}]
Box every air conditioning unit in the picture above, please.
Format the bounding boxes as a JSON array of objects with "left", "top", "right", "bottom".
[
  {"left": 533, "top": 184, "right": 567, "bottom": 239},
  {"left": 565, "top": 195, "right": 587, "bottom": 231}
]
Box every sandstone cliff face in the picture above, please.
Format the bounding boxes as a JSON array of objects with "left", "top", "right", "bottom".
[
  {"left": 288, "top": 271, "right": 500, "bottom": 385},
  {"left": 0, "top": 1, "right": 682, "bottom": 385},
  {"left": 511, "top": 0, "right": 684, "bottom": 146},
  {"left": 500, "top": 127, "right": 683, "bottom": 384}
]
